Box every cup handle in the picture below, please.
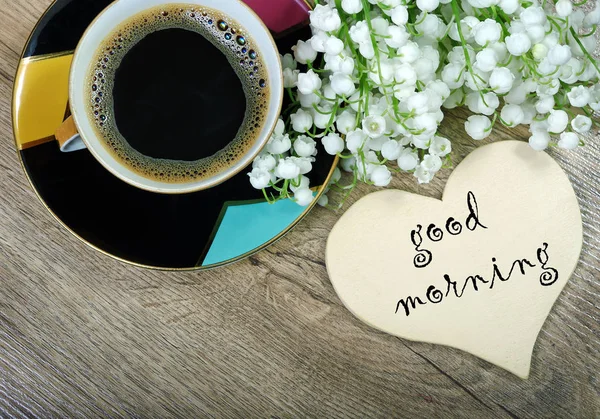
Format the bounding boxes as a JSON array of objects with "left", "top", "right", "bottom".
[{"left": 55, "top": 116, "right": 87, "bottom": 152}]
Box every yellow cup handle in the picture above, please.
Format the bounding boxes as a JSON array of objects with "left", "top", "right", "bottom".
[{"left": 55, "top": 116, "right": 86, "bottom": 152}]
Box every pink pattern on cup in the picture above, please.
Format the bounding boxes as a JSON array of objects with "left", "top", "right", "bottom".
[{"left": 242, "top": 0, "right": 311, "bottom": 34}]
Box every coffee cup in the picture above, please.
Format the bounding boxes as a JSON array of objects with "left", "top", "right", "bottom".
[{"left": 63, "top": 0, "right": 283, "bottom": 194}]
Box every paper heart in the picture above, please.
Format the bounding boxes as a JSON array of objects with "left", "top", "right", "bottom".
[{"left": 326, "top": 141, "right": 582, "bottom": 379}]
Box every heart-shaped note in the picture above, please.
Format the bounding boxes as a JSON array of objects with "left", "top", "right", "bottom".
[{"left": 326, "top": 141, "right": 582, "bottom": 379}]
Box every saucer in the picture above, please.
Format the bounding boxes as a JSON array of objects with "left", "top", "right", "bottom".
[{"left": 12, "top": 0, "right": 336, "bottom": 270}]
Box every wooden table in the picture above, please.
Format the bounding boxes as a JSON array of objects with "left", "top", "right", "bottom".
[{"left": 1, "top": 1, "right": 599, "bottom": 417}]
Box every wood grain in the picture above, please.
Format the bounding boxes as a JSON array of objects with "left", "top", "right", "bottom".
[{"left": 0, "top": 0, "right": 598, "bottom": 417}]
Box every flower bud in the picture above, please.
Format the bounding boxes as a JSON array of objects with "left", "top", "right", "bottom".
[{"left": 531, "top": 43, "right": 548, "bottom": 60}]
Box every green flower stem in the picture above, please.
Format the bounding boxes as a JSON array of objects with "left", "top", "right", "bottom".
[
  {"left": 569, "top": 27, "right": 600, "bottom": 76},
  {"left": 286, "top": 87, "right": 296, "bottom": 103},
  {"left": 581, "top": 107, "right": 600, "bottom": 127},
  {"left": 450, "top": 0, "right": 486, "bottom": 102},
  {"left": 361, "top": 0, "right": 390, "bottom": 103},
  {"left": 322, "top": 102, "right": 341, "bottom": 136}
]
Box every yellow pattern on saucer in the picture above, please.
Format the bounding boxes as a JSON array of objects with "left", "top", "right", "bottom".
[{"left": 13, "top": 52, "right": 73, "bottom": 150}]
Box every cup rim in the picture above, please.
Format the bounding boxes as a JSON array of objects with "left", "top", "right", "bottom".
[{"left": 69, "top": 0, "right": 283, "bottom": 194}]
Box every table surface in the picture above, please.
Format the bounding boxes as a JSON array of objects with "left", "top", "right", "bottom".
[{"left": 1, "top": 1, "right": 599, "bottom": 417}]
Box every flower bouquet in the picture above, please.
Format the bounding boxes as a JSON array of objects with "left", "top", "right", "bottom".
[{"left": 248, "top": 0, "right": 599, "bottom": 207}]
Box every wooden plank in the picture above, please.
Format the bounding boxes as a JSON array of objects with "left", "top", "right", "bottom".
[{"left": 0, "top": 0, "right": 598, "bottom": 417}]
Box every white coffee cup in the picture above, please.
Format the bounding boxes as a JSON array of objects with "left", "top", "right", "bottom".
[{"left": 65, "top": 0, "right": 283, "bottom": 194}]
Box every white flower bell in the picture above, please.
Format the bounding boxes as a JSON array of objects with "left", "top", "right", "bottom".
[
  {"left": 310, "top": 5, "right": 342, "bottom": 32},
  {"left": 290, "top": 175, "right": 310, "bottom": 193},
  {"left": 422, "top": 154, "right": 443, "bottom": 173},
  {"left": 294, "top": 188, "right": 314, "bottom": 206},
  {"left": 506, "top": 33, "right": 532, "bottom": 56},
  {"left": 528, "top": 131, "right": 550, "bottom": 151},
  {"left": 386, "top": 26, "right": 409, "bottom": 48},
  {"left": 297, "top": 70, "right": 322, "bottom": 95},
  {"left": 336, "top": 110, "right": 357, "bottom": 134},
  {"left": 283, "top": 68, "right": 299, "bottom": 88},
  {"left": 417, "top": 0, "right": 440, "bottom": 12},
  {"left": 397, "top": 149, "right": 419, "bottom": 171},
  {"left": 414, "top": 165, "right": 435, "bottom": 184},
  {"left": 253, "top": 153, "right": 277, "bottom": 171},
  {"left": 322, "top": 133, "right": 345, "bottom": 155},
  {"left": 292, "top": 40, "right": 317, "bottom": 64},
  {"left": 571, "top": 115, "right": 592, "bottom": 133},
  {"left": 558, "top": 132, "right": 580, "bottom": 149},
  {"left": 429, "top": 136, "right": 452, "bottom": 156},
  {"left": 567, "top": 85, "right": 591, "bottom": 107},
  {"left": 465, "top": 115, "right": 492, "bottom": 140},
  {"left": 556, "top": 0, "right": 573, "bottom": 17},
  {"left": 281, "top": 53, "right": 297, "bottom": 70},
  {"left": 248, "top": 168, "right": 271, "bottom": 189},
  {"left": 474, "top": 48, "right": 498, "bottom": 72},
  {"left": 267, "top": 134, "right": 292, "bottom": 154},
  {"left": 391, "top": 5, "right": 409, "bottom": 25},
  {"left": 346, "top": 129, "right": 368, "bottom": 153},
  {"left": 547, "top": 45, "right": 572, "bottom": 66},
  {"left": 325, "top": 54, "right": 355, "bottom": 75},
  {"left": 370, "top": 166, "right": 392, "bottom": 187},
  {"left": 330, "top": 73, "right": 356, "bottom": 96},
  {"left": 294, "top": 135, "right": 317, "bottom": 157},
  {"left": 290, "top": 109, "right": 313, "bottom": 133},
  {"left": 362, "top": 115, "right": 387, "bottom": 138},
  {"left": 501, "top": 104, "right": 525, "bottom": 127},
  {"left": 547, "top": 109, "right": 569, "bottom": 133},
  {"left": 381, "top": 140, "right": 402, "bottom": 160},
  {"left": 325, "top": 36, "right": 345, "bottom": 55},
  {"left": 535, "top": 96, "right": 555, "bottom": 114},
  {"left": 341, "top": 0, "right": 363, "bottom": 14},
  {"left": 489, "top": 67, "right": 515, "bottom": 94},
  {"left": 473, "top": 19, "right": 502, "bottom": 47}
]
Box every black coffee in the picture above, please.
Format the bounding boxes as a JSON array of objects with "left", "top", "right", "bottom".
[{"left": 87, "top": 5, "right": 270, "bottom": 183}]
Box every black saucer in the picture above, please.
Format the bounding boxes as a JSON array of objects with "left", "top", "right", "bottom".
[{"left": 13, "top": 0, "right": 336, "bottom": 270}]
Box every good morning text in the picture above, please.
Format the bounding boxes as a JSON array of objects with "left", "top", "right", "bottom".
[{"left": 395, "top": 191, "right": 559, "bottom": 317}]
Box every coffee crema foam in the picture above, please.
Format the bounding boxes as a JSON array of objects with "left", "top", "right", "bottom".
[{"left": 86, "top": 4, "right": 270, "bottom": 183}]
